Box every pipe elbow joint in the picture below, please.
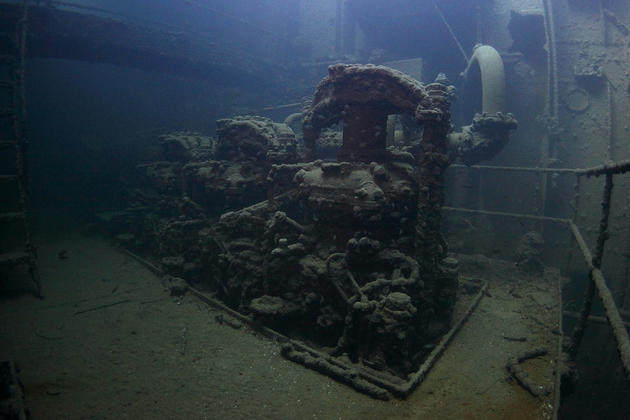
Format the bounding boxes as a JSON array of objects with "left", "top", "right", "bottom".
[{"left": 448, "top": 112, "right": 518, "bottom": 166}]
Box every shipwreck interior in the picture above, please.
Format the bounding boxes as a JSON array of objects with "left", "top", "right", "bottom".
[{"left": 1, "top": 0, "right": 630, "bottom": 419}]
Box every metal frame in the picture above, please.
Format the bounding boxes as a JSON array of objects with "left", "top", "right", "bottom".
[{"left": 444, "top": 158, "right": 630, "bottom": 380}]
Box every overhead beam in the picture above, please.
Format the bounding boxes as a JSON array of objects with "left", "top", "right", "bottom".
[{"left": 3, "top": 3, "right": 286, "bottom": 86}]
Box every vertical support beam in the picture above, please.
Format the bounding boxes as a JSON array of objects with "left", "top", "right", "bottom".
[
  {"left": 415, "top": 83, "right": 451, "bottom": 271},
  {"left": 542, "top": 0, "right": 559, "bottom": 119},
  {"left": 540, "top": 0, "right": 559, "bottom": 231}
]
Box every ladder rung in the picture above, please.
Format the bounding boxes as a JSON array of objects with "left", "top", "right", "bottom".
[
  {"left": 0, "top": 175, "right": 18, "bottom": 182},
  {"left": 0, "top": 54, "right": 16, "bottom": 63},
  {"left": 0, "top": 81, "right": 14, "bottom": 89},
  {"left": 0, "top": 211, "right": 24, "bottom": 222},
  {"left": 0, "top": 251, "right": 29, "bottom": 267},
  {"left": 0, "top": 108, "right": 14, "bottom": 116}
]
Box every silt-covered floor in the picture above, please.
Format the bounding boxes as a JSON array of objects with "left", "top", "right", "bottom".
[{"left": 0, "top": 224, "right": 561, "bottom": 419}]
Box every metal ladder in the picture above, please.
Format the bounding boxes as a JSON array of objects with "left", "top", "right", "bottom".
[{"left": 0, "top": 0, "right": 41, "bottom": 297}]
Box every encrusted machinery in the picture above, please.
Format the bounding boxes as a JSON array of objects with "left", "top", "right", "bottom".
[
  {"left": 110, "top": 63, "right": 517, "bottom": 394},
  {"left": 207, "top": 64, "right": 517, "bottom": 380},
  {"left": 183, "top": 116, "right": 298, "bottom": 210}
]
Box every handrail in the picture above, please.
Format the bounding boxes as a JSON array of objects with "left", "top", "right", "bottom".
[
  {"left": 443, "top": 155, "right": 630, "bottom": 381},
  {"left": 449, "top": 158, "right": 630, "bottom": 177},
  {"left": 568, "top": 221, "right": 630, "bottom": 378}
]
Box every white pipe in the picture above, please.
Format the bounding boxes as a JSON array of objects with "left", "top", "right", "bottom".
[{"left": 463, "top": 45, "right": 506, "bottom": 114}]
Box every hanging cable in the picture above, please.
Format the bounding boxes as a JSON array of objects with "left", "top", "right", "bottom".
[{"left": 432, "top": 0, "right": 469, "bottom": 65}]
